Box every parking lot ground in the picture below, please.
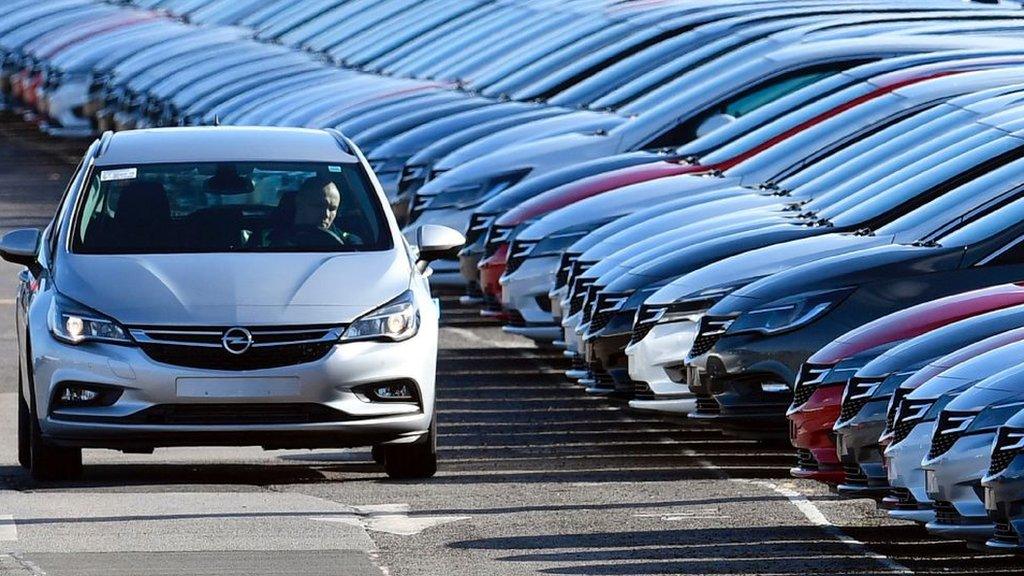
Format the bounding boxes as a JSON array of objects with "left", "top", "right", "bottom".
[{"left": 0, "top": 115, "right": 1020, "bottom": 575}]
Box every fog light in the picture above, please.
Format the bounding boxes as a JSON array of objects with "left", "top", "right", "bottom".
[
  {"left": 762, "top": 382, "right": 790, "bottom": 393},
  {"left": 374, "top": 382, "right": 414, "bottom": 400},
  {"left": 353, "top": 380, "right": 419, "bottom": 403},
  {"left": 61, "top": 386, "right": 100, "bottom": 403},
  {"left": 53, "top": 383, "right": 122, "bottom": 407}
]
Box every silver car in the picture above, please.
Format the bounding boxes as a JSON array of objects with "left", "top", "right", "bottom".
[{"left": 3, "top": 126, "right": 464, "bottom": 481}]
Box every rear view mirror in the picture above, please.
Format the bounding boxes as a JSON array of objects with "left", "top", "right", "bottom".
[
  {"left": 415, "top": 225, "right": 465, "bottom": 264},
  {"left": 0, "top": 228, "right": 41, "bottom": 268},
  {"left": 695, "top": 113, "right": 737, "bottom": 138}
]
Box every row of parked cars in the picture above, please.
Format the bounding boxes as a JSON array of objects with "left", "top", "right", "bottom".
[{"left": 4, "top": 0, "right": 1024, "bottom": 554}]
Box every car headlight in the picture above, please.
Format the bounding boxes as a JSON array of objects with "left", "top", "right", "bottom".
[
  {"left": 48, "top": 292, "right": 132, "bottom": 345},
  {"left": 341, "top": 290, "right": 419, "bottom": 342},
  {"left": 727, "top": 287, "right": 854, "bottom": 336}
]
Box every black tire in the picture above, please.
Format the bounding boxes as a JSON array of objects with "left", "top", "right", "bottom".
[
  {"left": 384, "top": 416, "right": 437, "bottom": 480},
  {"left": 24, "top": 357, "right": 82, "bottom": 482},
  {"left": 17, "top": 373, "right": 30, "bottom": 470}
]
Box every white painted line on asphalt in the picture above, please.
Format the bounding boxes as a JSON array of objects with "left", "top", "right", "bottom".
[
  {"left": 0, "top": 299, "right": 14, "bottom": 305},
  {"left": 312, "top": 503, "right": 470, "bottom": 536},
  {"left": 734, "top": 479, "right": 913, "bottom": 575},
  {"left": 0, "top": 515, "right": 16, "bottom": 542},
  {"left": 634, "top": 509, "right": 728, "bottom": 521},
  {"left": 443, "top": 326, "right": 534, "bottom": 350}
]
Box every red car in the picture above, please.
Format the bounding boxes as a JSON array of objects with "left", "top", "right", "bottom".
[{"left": 788, "top": 283, "right": 1024, "bottom": 485}]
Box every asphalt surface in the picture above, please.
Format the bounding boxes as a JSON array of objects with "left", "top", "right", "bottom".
[{"left": 0, "top": 115, "right": 1020, "bottom": 575}]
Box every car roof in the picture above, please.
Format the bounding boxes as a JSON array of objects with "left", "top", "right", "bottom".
[{"left": 94, "top": 127, "right": 358, "bottom": 166}]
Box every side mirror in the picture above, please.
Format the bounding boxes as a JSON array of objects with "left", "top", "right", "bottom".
[
  {"left": 694, "top": 112, "right": 737, "bottom": 138},
  {"left": 415, "top": 224, "right": 465, "bottom": 266},
  {"left": 0, "top": 228, "right": 41, "bottom": 268}
]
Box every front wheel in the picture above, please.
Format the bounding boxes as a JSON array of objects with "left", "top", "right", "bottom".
[
  {"left": 384, "top": 416, "right": 437, "bottom": 479},
  {"left": 24, "top": 360, "right": 82, "bottom": 481},
  {"left": 17, "top": 375, "right": 29, "bottom": 469}
]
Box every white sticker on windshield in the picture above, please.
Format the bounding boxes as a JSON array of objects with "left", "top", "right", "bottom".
[
  {"left": 328, "top": 165, "right": 342, "bottom": 173},
  {"left": 100, "top": 168, "right": 137, "bottom": 182}
]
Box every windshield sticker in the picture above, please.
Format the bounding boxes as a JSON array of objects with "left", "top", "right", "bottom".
[
  {"left": 328, "top": 165, "right": 342, "bottom": 173},
  {"left": 100, "top": 168, "right": 137, "bottom": 182}
]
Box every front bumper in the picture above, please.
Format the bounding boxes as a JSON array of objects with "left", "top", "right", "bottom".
[
  {"left": 31, "top": 320, "right": 437, "bottom": 451},
  {"left": 500, "top": 254, "right": 559, "bottom": 326},
  {"left": 924, "top": 432, "right": 998, "bottom": 541},
  {"left": 625, "top": 320, "right": 698, "bottom": 401},
  {"left": 884, "top": 422, "right": 936, "bottom": 524},
  {"left": 584, "top": 331, "right": 633, "bottom": 396},
  {"left": 984, "top": 467, "right": 1024, "bottom": 552},
  {"left": 835, "top": 408, "right": 890, "bottom": 499},
  {"left": 788, "top": 383, "right": 844, "bottom": 484}
]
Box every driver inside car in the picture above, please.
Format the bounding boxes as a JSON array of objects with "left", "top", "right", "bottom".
[{"left": 269, "top": 176, "right": 352, "bottom": 249}]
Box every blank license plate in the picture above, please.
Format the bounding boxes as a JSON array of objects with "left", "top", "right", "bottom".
[{"left": 176, "top": 377, "right": 301, "bottom": 398}]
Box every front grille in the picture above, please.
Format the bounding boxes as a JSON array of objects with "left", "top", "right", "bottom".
[
  {"left": 631, "top": 315, "right": 659, "bottom": 344},
  {"left": 696, "top": 394, "right": 720, "bottom": 415},
  {"left": 839, "top": 376, "right": 884, "bottom": 422},
  {"left": 571, "top": 354, "right": 586, "bottom": 371},
  {"left": 791, "top": 363, "right": 833, "bottom": 407},
  {"left": 689, "top": 315, "right": 734, "bottom": 357},
  {"left": 933, "top": 500, "right": 962, "bottom": 525},
  {"left": 890, "top": 398, "right": 934, "bottom": 446},
  {"left": 633, "top": 379, "right": 655, "bottom": 400},
  {"left": 132, "top": 325, "right": 343, "bottom": 371},
  {"left": 465, "top": 212, "right": 497, "bottom": 247},
  {"left": 484, "top": 224, "right": 515, "bottom": 258},
  {"left": 993, "top": 519, "right": 1021, "bottom": 545},
  {"left": 555, "top": 251, "right": 579, "bottom": 289},
  {"left": 844, "top": 462, "right": 869, "bottom": 486},
  {"left": 505, "top": 239, "right": 537, "bottom": 275},
  {"left": 887, "top": 487, "right": 919, "bottom": 511},
  {"left": 566, "top": 259, "right": 595, "bottom": 292},
  {"left": 886, "top": 386, "right": 912, "bottom": 432},
  {"left": 407, "top": 191, "right": 431, "bottom": 223},
  {"left": 581, "top": 284, "right": 602, "bottom": 325},
  {"left": 120, "top": 403, "right": 354, "bottom": 425},
  {"left": 989, "top": 426, "right": 1024, "bottom": 476},
  {"left": 928, "top": 410, "right": 977, "bottom": 460},
  {"left": 397, "top": 164, "right": 427, "bottom": 196},
  {"left": 589, "top": 292, "right": 630, "bottom": 333},
  {"left": 796, "top": 448, "right": 819, "bottom": 471}
]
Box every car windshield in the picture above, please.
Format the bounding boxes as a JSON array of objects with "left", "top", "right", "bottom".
[{"left": 71, "top": 161, "right": 391, "bottom": 254}]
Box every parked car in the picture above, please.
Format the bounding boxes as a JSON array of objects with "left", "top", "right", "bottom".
[
  {"left": 982, "top": 405, "right": 1024, "bottom": 552},
  {"left": 836, "top": 301, "right": 1024, "bottom": 498}
]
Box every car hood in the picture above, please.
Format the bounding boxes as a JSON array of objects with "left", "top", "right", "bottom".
[
  {"left": 515, "top": 174, "right": 708, "bottom": 241},
  {"left": 646, "top": 234, "right": 893, "bottom": 306},
  {"left": 712, "top": 242, "right": 952, "bottom": 314},
  {"left": 479, "top": 150, "right": 663, "bottom": 215},
  {"left": 426, "top": 118, "right": 622, "bottom": 188},
  {"left": 368, "top": 101, "right": 538, "bottom": 159},
  {"left": 579, "top": 192, "right": 781, "bottom": 262},
  {"left": 55, "top": 250, "right": 411, "bottom": 326},
  {"left": 861, "top": 308, "right": 1024, "bottom": 378},
  {"left": 947, "top": 382, "right": 1024, "bottom": 412},
  {"left": 808, "top": 284, "right": 1024, "bottom": 365}
]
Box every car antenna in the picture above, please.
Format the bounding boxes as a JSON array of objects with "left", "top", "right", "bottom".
[{"left": 212, "top": 115, "right": 221, "bottom": 127}]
